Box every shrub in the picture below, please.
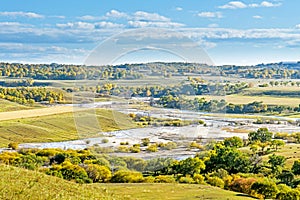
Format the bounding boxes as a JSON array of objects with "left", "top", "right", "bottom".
[
  {"left": 179, "top": 175, "right": 195, "bottom": 184},
  {"left": 146, "top": 144, "right": 158, "bottom": 152},
  {"left": 117, "top": 146, "right": 129, "bottom": 153},
  {"left": 129, "top": 144, "right": 140, "bottom": 153},
  {"left": 250, "top": 179, "right": 278, "bottom": 199},
  {"left": 229, "top": 177, "right": 257, "bottom": 194},
  {"left": 50, "top": 161, "right": 91, "bottom": 183},
  {"left": 141, "top": 138, "right": 150, "bottom": 146},
  {"left": 154, "top": 175, "right": 176, "bottom": 183},
  {"left": 111, "top": 170, "right": 144, "bottom": 183},
  {"left": 276, "top": 189, "right": 300, "bottom": 200},
  {"left": 193, "top": 174, "right": 205, "bottom": 184},
  {"left": 207, "top": 176, "right": 225, "bottom": 188},
  {"left": 189, "top": 141, "right": 203, "bottom": 149},
  {"left": 8, "top": 142, "right": 19, "bottom": 150},
  {"left": 84, "top": 164, "right": 112, "bottom": 183},
  {"left": 160, "top": 142, "right": 177, "bottom": 150},
  {"left": 101, "top": 138, "right": 109, "bottom": 143}
]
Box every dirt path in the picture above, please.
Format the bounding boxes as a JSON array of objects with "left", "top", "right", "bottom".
[{"left": 0, "top": 106, "right": 74, "bottom": 121}]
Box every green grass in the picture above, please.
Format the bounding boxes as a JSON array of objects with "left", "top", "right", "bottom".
[
  {"left": 0, "top": 99, "right": 40, "bottom": 112},
  {"left": 262, "top": 143, "right": 300, "bottom": 169},
  {"left": 0, "top": 164, "right": 116, "bottom": 200},
  {"left": 0, "top": 164, "right": 254, "bottom": 200},
  {"left": 0, "top": 109, "right": 136, "bottom": 147}
]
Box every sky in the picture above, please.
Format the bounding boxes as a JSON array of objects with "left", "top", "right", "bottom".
[{"left": 0, "top": 0, "right": 300, "bottom": 65}]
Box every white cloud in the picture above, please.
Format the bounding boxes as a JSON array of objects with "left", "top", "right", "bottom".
[
  {"left": 56, "top": 22, "right": 95, "bottom": 30},
  {"left": 260, "top": 1, "right": 281, "bottom": 7},
  {"left": 219, "top": 1, "right": 247, "bottom": 9},
  {"left": 133, "top": 11, "right": 170, "bottom": 22},
  {"left": 198, "top": 12, "right": 223, "bottom": 18},
  {"left": 220, "top": 1, "right": 281, "bottom": 9},
  {"left": 253, "top": 15, "right": 263, "bottom": 19},
  {"left": 77, "top": 15, "right": 101, "bottom": 21},
  {"left": 128, "top": 20, "right": 184, "bottom": 28},
  {"left": 104, "top": 10, "right": 128, "bottom": 19},
  {"left": 95, "top": 21, "right": 125, "bottom": 29},
  {"left": 176, "top": 7, "right": 183, "bottom": 11},
  {"left": 296, "top": 24, "right": 300, "bottom": 29},
  {"left": 0, "top": 11, "right": 44, "bottom": 18}
]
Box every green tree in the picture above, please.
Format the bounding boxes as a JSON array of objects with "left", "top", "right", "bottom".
[{"left": 223, "top": 136, "right": 243, "bottom": 148}]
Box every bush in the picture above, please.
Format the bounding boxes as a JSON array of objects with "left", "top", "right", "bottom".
[
  {"left": 146, "top": 144, "right": 158, "bottom": 152},
  {"left": 101, "top": 138, "right": 109, "bottom": 143},
  {"left": 250, "top": 179, "right": 278, "bottom": 199},
  {"left": 50, "top": 161, "right": 91, "bottom": 183},
  {"left": 117, "top": 146, "right": 129, "bottom": 153},
  {"left": 189, "top": 141, "right": 202, "bottom": 149},
  {"left": 8, "top": 142, "right": 19, "bottom": 150},
  {"left": 179, "top": 175, "right": 195, "bottom": 184},
  {"left": 229, "top": 177, "right": 257, "bottom": 194},
  {"left": 141, "top": 138, "right": 150, "bottom": 146},
  {"left": 111, "top": 170, "right": 144, "bottom": 183},
  {"left": 276, "top": 189, "right": 300, "bottom": 200},
  {"left": 84, "top": 164, "right": 112, "bottom": 183},
  {"left": 207, "top": 176, "right": 225, "bottom": 188},
  {"left": 154, "top": 175, "right": 176, "bottom": 183},
  {"left": 193, "top": 174, "right": 205, "bottom": 184},
  {"left": 129, "top": 144, "right": 140, "bottom": 153},
  {"left": 160, "top": 142, "right": 177, "bottom": 150}
]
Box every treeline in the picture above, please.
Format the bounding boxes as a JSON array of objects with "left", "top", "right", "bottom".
[
  {"left": 0, "top": 63, "right": 143, "bottom": 80},
  {"left": 0, "top": 87, "right": 64, "bottom": 104},
  {"left": 2, "top": 61, "right": 300, "bottom": 80},
  {"left": 2, "top": 128, "right": 300, "bottom": 199},
  {"left": 65, "top": 80, "right": 249, "bottom": 97},
  {"left": 158, "top": 95, "right": 299, "bottom": 114}
]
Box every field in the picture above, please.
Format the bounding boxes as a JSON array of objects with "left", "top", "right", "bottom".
[
  {"left": 240, "top": 143, "right": 300, "bottom": 169},
  {"left": 0, "top": 109, "right": 136, "bottom": 147},
  {"left": 192, "top": 94, "right": 300, "bottom": 106},
  {"left": 262, "top": 143, "right": 300, "bottom": 168},
  {"left": 0, "top": 164, "right": 254, "bottom": 200},
  {"left": 0, "top": 99, "right": 39, "bottom": 112}
]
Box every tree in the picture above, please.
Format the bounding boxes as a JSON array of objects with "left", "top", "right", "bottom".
[
  {"left": 268, "top": 154, "right": 286, "bottom": 175},
  {"left": 292, "top": 160, "right": 300, "bottom": 175},
  {"left": 271, "top": 140, "right": 285, "bottom": 151},
  {"left": 223, "top": 136, "right": 243, "bottom": 148},
  {"left": 248, "top": 128, "right": 273, "bottom": 144},
  {"left": 173, "top": 157, "right": 205, "bottom": 176}
]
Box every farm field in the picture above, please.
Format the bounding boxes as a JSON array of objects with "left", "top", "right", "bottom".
[
  {"left": 0, "top": 109, "right": 136, "bottom": 147},
  {"left": 0, "top": 164, "right": 254, "bottom": 200}
]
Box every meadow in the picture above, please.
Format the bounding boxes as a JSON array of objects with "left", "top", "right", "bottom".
[
  {"left": 0, "top": 109, "right": 136, "bottom": 147},
  {"left": 0, "top": 164, "right": 254, "bottom": 200}
]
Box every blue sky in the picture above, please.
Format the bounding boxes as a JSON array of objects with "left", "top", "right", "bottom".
[{"left": 0, "top": 0, "right": 300, "bottom": 65}]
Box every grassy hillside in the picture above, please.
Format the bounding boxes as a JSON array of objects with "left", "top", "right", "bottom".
[
  {"left": 0, "top": 99, "right": 38, "bottom": 112},
  {"left": 0, "top": 164, "right": 254, "bottom": 200},
  {"left": 0, "top": 109, "right": 136, "bottom": 147}
]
